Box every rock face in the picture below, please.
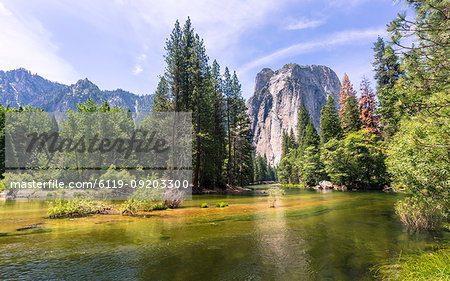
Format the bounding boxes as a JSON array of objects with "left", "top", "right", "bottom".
[
  {"left": 246, "top": 64, "right": 341, "bottom": 166},
  {"left": 0, "top": 68, "right": 153, "bottom": 112}
]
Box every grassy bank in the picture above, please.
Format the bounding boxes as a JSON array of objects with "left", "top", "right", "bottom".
[{"left": 376, "top": 247, "right": 449, "bottom": 280}]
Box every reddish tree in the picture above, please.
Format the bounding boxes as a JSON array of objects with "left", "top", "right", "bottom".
[
  {"left": 338, "top": 73, "right": 357, "bottom": 120},
  {"left": 358, "top": 77, "right": 378, "bottom": 134}
]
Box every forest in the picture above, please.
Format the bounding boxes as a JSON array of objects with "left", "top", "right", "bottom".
[{"left": 277, "top": 0, "right": 448, "bottom": 231}]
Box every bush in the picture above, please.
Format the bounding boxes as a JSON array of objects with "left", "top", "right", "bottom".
[
  {"left": 152, "top": 203, "right": 167, "bottom": 210},
  {"left": 216, "top": 202, "right": 228, "bottom": 208},
  {"left": 200, "top": 203, "right": 208, "bottom": 208},
  {"left": 162, "top": 188, "right": 185, "bottom": 209},
  {"left": 395, "top": 197, "right": 445, "bottom": 230},
  {"left": 48, "top": 200, "right": 103, "bottom": 218},
  {"left": 387, "top": 118, "right": 449, "bottom": 225},
  {"left": 119, "top": 200, "right": 140, "bottom": 215},
  {"left": 376, "top": 248, "right": 449, "bottom": 280}
]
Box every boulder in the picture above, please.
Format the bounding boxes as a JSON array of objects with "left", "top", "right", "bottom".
[{"left": 318, "top": 180, "right": 334, "bottom": 190}]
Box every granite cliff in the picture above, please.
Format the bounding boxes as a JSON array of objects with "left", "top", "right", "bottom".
[{"left": 246, "top": 64, "right": 341, "bottom": 166}]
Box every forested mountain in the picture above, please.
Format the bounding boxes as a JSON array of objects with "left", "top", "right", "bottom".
[{"left": 0, "top": 68, "right": 153, "bottom": 112}]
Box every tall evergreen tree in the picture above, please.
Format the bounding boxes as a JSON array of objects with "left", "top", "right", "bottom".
[
  {"left": 320, "top": 95, "right": 342, "bottom": 144},
  {"left": 372, "top": 36, "right": 402, "bottom": 138},
  {"left": 338, "top": 73, "right": 357, "bottom": 120},
  {"left": 302, "top": 120, "right": 320, "bottom": 149},
  {"left": 358, "top": 77, "right": 378, "bottom": 134},
  {"left": 341, "top": 95, "right": 361, "bottom": 135},
  {"left": 210, "top": 60, "right": 226, "bottom": 188},
  {"left": 338, "top": 74, "right": 361, "bottom": 135},
  {"left": 153, "top": 76, "right": 172, "bottom": 112},
  {"left": 298, "top": 103, "right": 310, "bottom": 141},
  {"left": 151, "top": 18, "right": 255, "bottom": 190}
]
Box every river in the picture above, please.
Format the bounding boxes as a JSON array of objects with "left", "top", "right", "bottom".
[{"left": 0, "top": 186, "right": 448, "bottom": 280}]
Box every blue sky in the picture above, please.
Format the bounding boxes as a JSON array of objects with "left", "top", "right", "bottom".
[{"left": 0, "top": 0, "right": 407, "bottom": 99}]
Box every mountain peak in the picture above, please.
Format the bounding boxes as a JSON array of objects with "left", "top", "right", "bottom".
[
  {"left": 254, "top": 68, "right": 274, "bottom": 94},
  {"left": 0, "top": 68, "right": 154, "bottom": 112},
  {"left": 247, "top": 64, "right": 341, "bottom": 165}
]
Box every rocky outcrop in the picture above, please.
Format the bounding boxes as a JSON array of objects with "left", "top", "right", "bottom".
[
  {"left": 247, "top": 64, "right": 341, "bottom": 166},
  {"left": 0, "top": 68, "right": 153, "bottom": 112}
]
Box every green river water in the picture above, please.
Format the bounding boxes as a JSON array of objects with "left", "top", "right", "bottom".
[{"left": 0, "top": 187, "right": 448, "bottom": 280}]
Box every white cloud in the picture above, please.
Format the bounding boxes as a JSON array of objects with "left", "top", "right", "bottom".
[
  {"left": 113, "top": 0, "right": 290, "bottom": 54},
  {"left": 286, "top": 18, "right": 325, "bottom": 30},
  {"left": 238, "top": 27, "right": 386, "bottom": 74},
  {"left": 0, "top": 1, "right": 78, "bottom": 84},
  {"left": 328, "top": 0, "right": 370, "bottom": 8},
  {"left": 132, "top": 53, "right": 147, "bottom": 75}
]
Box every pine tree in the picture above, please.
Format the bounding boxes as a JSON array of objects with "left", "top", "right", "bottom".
[
  {"left": 302, "top": 120, "right": 320, "bottom": 149},
  {"left": 230, "top": 90, "right": 253, "bottom": 187},
  {"left": 338, "top": 73, "right": 357, "bottom": 120},
  {"left": 358, "top": 77, "right": 378, "bottom": 134},
  {"left": 153, "top": 76, "right": 172, "bottom": 112},
  {"left": 298, "top": 103, "right": 310, "bottom": 141},
  {"left": 223, "top": 67, "right": 233, "bottom": 185},
  {"left": 338, "top": 74, "right": 361, "bottom": 134},
  {"left": 341, "top": 95, "right": 361, "bottom": 135},
  {"left": 210, "top": 60, "right": 226, "bottom": 188},
  {"left": 320, "top": 95, "right": 342, "bottom": 144},
  {"left": 301, "top": 146, "right": 324, "bottom": 186},
  {"left": 372, "top": 36, "right": 402, "bottom": 138},
  {"left": 152, "top": 18, "right": 253, "bottom": 191}
]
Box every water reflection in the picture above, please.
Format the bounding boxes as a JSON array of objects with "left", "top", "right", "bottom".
[{"left": 0, "top": 191, "right": 448, "bottom": 280}]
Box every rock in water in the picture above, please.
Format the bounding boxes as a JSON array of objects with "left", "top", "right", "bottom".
[
  {"left": 318, "top": 180, "right": 333, "bottom": 190},
  {"left": 246, "top": 64, "right": 341, "bottom": 165}
]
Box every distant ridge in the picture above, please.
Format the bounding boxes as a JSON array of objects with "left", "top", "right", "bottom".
[{"left": 0, "top": 68, "right": 153, "bottom": 112}]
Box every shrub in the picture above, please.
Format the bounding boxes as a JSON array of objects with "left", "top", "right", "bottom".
[
  {"left": 119, "top": 200, "right": 140, "bottom": 215},
  {"left": 216, "top": 202, "right": 228, "bottom": 208},
  {"left": 387, "top": 118, "right": 449, "bottom": 227},
  {"left": 200, "top": 203, "right": 208, "bottom": 208},
  {"left": 48, "top": 200, "right": 103, "bottom": 218},
  {"left": 395, "top": 197, "right": 445, "bottom": 230},
  {"left": 162, "top": 188, "right": 185, "bottom": 209},
  {"left": 152, "top": 203, "right": 168, "bottom": 210}
]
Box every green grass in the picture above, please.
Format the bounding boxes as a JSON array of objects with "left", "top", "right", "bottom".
[
  {"left": 281, "top": 184, "right": 305, "bottom": 189},
  {"left": 152, "top": 203, "right": 168, "bottom": 210},
  {"left": 215, "top": 202, "right": 229, "bottom": 208},
  {"left": 376, "top": 248, "right": 450, "bottom": 280},
  {"left": 395, "top": 197, "right": 445, "bottom": 230},
  {"left": 48, "top": 200, "right": 104, "bottom": 218},
  {"left": 246, "top": 183, "right": 279, "bottom": 190}
]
